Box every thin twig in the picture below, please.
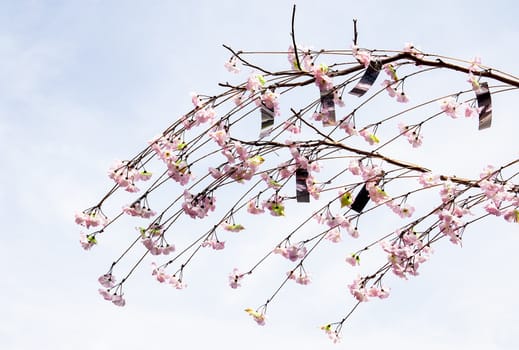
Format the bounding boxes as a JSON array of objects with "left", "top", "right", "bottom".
[
  {"left": 352, "top": 19, "right": 358, "bottom": 46},
  {"left": 291, "top": 4, "right": 301, "bottom": 71}
]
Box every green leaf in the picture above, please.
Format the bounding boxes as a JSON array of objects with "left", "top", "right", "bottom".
[
  {"left": 272, "top": 203, "right": 285, "bottom": 216},
  {"left": 340, "top": 192, "right": 352, "bottom": 207},
  {"left": 257, "top": 75, "right": 266, "bottom": 86}
]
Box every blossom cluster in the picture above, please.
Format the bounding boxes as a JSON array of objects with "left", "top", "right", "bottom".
[
  {"left": 244, "top": 308, "right": 266, "bottom": 326},
  {"left": 287, "top": 268, "right": 311, "bottom": 285},
  {"left": 228, "top": 268, "right": 244, "bottom": 289},
  {"left": 149, "top": 135, "right": 192, "bottom": 185},
  {"left": 439, "top": 97, "right": 481, "bottom": 119},
  {"left": 122, "top": 198, "right": 156, "bottom": 219},
  {"left": 314, "top": 210, "right": 359, "bottom": 238},
  {"left": 381, "top": 229, "right": 433, "bottom": 278},
  {"left": 79, "top": 232, "right": 98, "bottom": 250},
  {"left": 182, "top": 190, "right": 216, "bottom": 219},
  {"left": 287, "top": 45, "right": 313, "bottom": 71},
  {"left": 381, "top": 63, "right": 409, "bottom": 103},
  {"left": 137, "top": 224, "right": 175, "bottom": 255},
  {"left": 181, "top": 93, "right": 217, "bottom": 130},
  {"left": 347, "top": 276, "right": 390, "bottom": 302},
  {"left": 478, "top": 165, "right": 518, "bottom": 222},
  {"left": 255, "top": 89, "right": 280, "bottom": 116},
  {"left": 273, "top": 243, "right": 307, "bottom": 262},
  {"left": 398, "top": 123, "right": 423, "bottom": 148},
  {"left": 97, "top": 273, "right": 125, "bottom": 306},
  {"left": 151, "top": 263, "right": 186, "bottom": 289},
  {"left": 310, "top": 63, "right": 333, "bottom": 91},
  {"left": 262, "top": 195, "right": 286, "bottom": 216},
  {"left": 98, "top": 289, "right": 126, "bottom": 307},
  {"left": 75, "top": 207, "right": 108, "bottom": 229},
  {"left": 321, "top": 324, "right": 341, "bottom": 344},
  {"left": 108, "top": 160, "right": 152, "bottom": 192},
  {"left": 201, "top": 231, "right": 226, "bottom": 250}
]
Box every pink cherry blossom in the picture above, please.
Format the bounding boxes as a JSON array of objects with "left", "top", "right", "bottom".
[
  {"left": 233, "top": 93, "right": 245, "bottom": 106},
  {"left": 347, "top": 159, "right": 361, "bottom": 175},
  {"left": 98, "top": 273, "right": 116, "bottom": 288},
  {"left": 169, "top": 275, "right": 187, "bottom": 289},
  {"left": 503, "top": 208, "right": 519, "bottom": 223},
  {"left": 348, "top": 277, "right": 368, "bottom": 302},
  {"left": 345, "top": 254, "right": 360, "bottom": 267},
  {"left": 283, "top": 120, "right": 301, "bottom": 134},
  {"left": 247, "top": 200, "right": 265, "bottom": 215},
  {"left": 339, "top": 116, "right": 357, "bottom": 136},
  {"left": 75, "top": 209, "right": 109, "bottom": 229},
  {"left": 389, "top": 202, "right": 415, "bottom": 218},
  {"left": 111, "top": 294, "right": 126, "bottom": 307},
  {"left": 274, "top": 244, "right": 307, "bottom": 262},
  {"left": 311, "top": 63, "right": 333, "bottom": 91},
  {"left": 256, "top": 90, "right": 280, "bottom": 116},
  {"left": 190, "top": 92, "right": 202, "bottom": 108},
  {"left": 246, "top": 73, "right": 265, "bottom": 92},
  {"left": 107, "top": 160, "right": 149, "bottom": 192},
  {"left": 245, "top": 308, "right": 266, "bottom": 326},
  {"left": 359, "top": 129, "right": 380, "bottom": 145},
  {"left": 440, "top": 97, "right": 459, "bottom": 118},
  {"left": 403, "top": 42, "right": 424, "bottom": 59},
  {"left": 122, "top": 201, "right": 156, "bottom": 219},
  {"left": 98, "top": 288, "right": 113, "bottom": 301},
  {"left": 228, "top": 268, "right": 244, "bottom": 289},
  {"left": 79, "top": 232, "right": 97, "bottom": 250},
  {"left": 221, "top": 222, "right": 245, "bottom": 232},
  {"left": 396, "top": 91, "right": 409, "bottom": 103},
  {"left": 263, "top": 197, "right": 286, "bottom": 217},
  {"left": 352, "top": 45, "right": 371, "bottom": 67},
  {"left": 201, "top": 237, "right": 226, "bottom": 250},
  {"left": 224, "top": 56, "right": 240, "bottom": 74},
  {"left": 209, "top": 127, "right": 229, "bottom": 147},
  {"left": 333, "top": 90, "right": 345, "bottom": 107},
  {"left": 325, "top": 228, "right": 342, "bottom": 243},
  {"left": 367, "top": 286, "right": 390, "bottom": 299},
  {"left": 439, "top": 180, "right": 458, "bottom": 203},
  {"left": 151, "top": 263, "right": 170, "bottom": 283},
  {"left": 418, "top": 172, "right": 441, "bottom": 187},
  {"left": 468, "top": 56, "right": 482, "bottom": 72},
  {"left": 287, "top": 270, "right": 312, "bottom": 285},
  {"left": 382, "top": 79, "right": 397, "bottom": 97},
  {"left": 287, "top": 45, "right": 314, "bottom": 71},
  {"left": 182, "top": 190, "right": 216, "bottom": 219},
  {"left": 398, "top": 123, "right": 423, "bottom": 148},
  {"left": 321, "top": 325, "right": 341, "bottom": 344},
  {"left": 484, "top": 201, "right": 501, "bottom": 216}
]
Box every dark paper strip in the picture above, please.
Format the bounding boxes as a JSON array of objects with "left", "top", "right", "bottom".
[
  {"left": 349, "top": 61, "right": 381, "bottom": 97},
  {"left": 295, "top": 168, "right": 310, "bottom": 202},
  {"left": 260, "top": 104, "right": 275, "bottom": 137},
  {"left": 320, "top": 89, "right": 336, "bottom": 126},
  {"left": 476, "top": 82, "right": 492, "bottom": 130},
  {"left": 350, "top": 184, "right": 370, "bottom": 213}
]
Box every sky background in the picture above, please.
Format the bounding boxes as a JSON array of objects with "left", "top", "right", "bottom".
[{"left": 1, "top": 1, "right": 518, "bottom": 349}]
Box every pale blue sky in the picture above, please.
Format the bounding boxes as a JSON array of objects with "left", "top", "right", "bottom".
[{"left": 1, "top": 1, "right": 518, "bottom": 349}]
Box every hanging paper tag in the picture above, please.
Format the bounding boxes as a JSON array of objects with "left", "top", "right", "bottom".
[
  {"left": 295, "top": 168, "right": 310, "bottom": 202},
  {"left": 350, "top": 184, "right": 370, "bottom": 213},
  {"left": 320, "top": 88, "right": 336, "bottom": 126},
  {"left": 349, "top": 61, "right": 381, "bottom": 97},
  {"left": 260, "top": 104, "right": 275, "bottom": 137},
  {"left": 476, "top": 82, "right": 492, "bottom": 130}
]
